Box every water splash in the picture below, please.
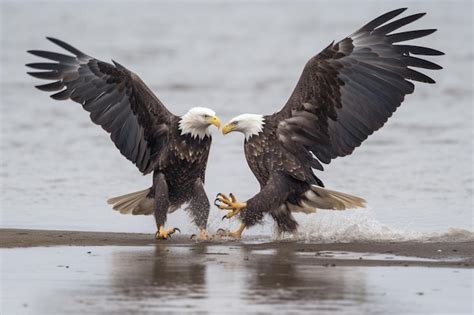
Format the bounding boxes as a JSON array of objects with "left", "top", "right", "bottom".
[{"left": 289, "top": 210, "right": 474, "bottom": 243}]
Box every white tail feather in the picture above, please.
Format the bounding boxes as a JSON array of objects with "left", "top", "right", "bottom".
[
  {"left": 307, "top": 185, "right": 366, "bottom": 210},
  {"left": 288, "top": 185, "right": 366, "bottom": 214},
  {"left": 107, "top": 188, "right": 154, "bottom": 215}
]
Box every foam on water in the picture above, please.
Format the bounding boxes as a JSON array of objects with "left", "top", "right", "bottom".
[{"left": 290, "top": 210, "right": 474, "bottom": 243}]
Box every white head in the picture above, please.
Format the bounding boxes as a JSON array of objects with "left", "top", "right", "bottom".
[
  {"left": 222, "top": 113, "right": 265, "bottom": 140},
  {"left": 179, "top": 107, "right": 221, "bottom": 139}
]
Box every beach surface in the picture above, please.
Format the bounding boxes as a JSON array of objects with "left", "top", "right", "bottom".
[
  {"left": 1, "top": 229, "right": 473, "bottom": 314},
  {"left": 1, "top": 228, "right": 473, "bottom": 268}
]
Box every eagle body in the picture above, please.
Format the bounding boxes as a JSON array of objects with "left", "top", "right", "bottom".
[
  {"left": 161, "top": 129, "right": 211, "bottom": 199},
  {"left": 221, "top": 8, "right": 443, "bottom": 237},
  {"left": 148, "top": 123, "right": 212, "bottom": 228},
  {"left": 27, "top": 38, "right": 221, "bottom": 238},
  {"left": 243, "top": 116, "right": 331, "bottom": 232},
  {"left": 244, "top": 116, "right": 324, "bottom": 187}
]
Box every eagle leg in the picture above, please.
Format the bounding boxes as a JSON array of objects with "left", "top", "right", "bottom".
[
  {"left": 155, "top": 226, "right": 180, "bottom": 240},
  {"left": 216, "top": 223, "right": 246, "bottom": 239},
  {"left": 214, "top": 193, "right": 247, "bottom": 220}
]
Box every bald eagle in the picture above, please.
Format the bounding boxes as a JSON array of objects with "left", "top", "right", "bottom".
[
  {"left": 27, "top": 38, "right": 221, "bottom": 239},
  {"left": 217, "top": 8, "right": 443, "bottom": 238}
]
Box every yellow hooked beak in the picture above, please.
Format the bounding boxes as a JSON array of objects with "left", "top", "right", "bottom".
[
  {"left": 208, "top": 115, "right": 221, "bottom": 130},
  {"left": 222, "top": 122, "right": 236, "bottom": 135}
]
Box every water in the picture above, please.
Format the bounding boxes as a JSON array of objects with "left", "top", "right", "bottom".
[
  {"left": 1, "top": 1, "right": 473, "bottom": 239},
  {"left": 1, "top": 245, "right": 473, "bottom": 314}
]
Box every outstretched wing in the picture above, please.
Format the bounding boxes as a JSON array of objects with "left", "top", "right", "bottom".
[
  {"left": 27, "top": 37, "right": 177, "bottom": 174},
  {"left": 274, "top": 8, "right": 443, "bottom": 170}
]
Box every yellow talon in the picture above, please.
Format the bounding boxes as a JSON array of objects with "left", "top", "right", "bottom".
[
  {"left": 200, "top": 228, "right": 210, "bottom": 240},
  {"left": 216, "top": 223, "right": 246, "bottom": 239},
  {"left": 155, "top": 225, "right": 180, "bottom": 240},
  {"left": 191, "top": 228, "right": 210, "bottom": 240},
  {"left": 214, "top": 193, "right": 246, "bottom": 220}
]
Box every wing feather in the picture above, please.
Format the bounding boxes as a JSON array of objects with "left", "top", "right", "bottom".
[
  {"left": 273, "top": 9, "right": 443, "bottom": 172},
  {"left": 27, "top": 37, "right": 176, "bottom": 173},
  {"left": 35, "top": 80, "right": 65, "bottom": 92}
]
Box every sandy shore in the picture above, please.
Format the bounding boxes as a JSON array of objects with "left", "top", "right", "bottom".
[{"left": 1, "top": 228, "right": 473, "bottom": 268}]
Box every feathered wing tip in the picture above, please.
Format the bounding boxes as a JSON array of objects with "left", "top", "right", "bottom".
[
  {"left": 45, "top": 36, "right": 87, "bottom": 57},
  {"left": 107, "top": 188, "right": 154, "bottom": 215},
  {"left": 350, "top": 8, "right": 444, "bottom": 85},
  {"left": 305, "top": 185, "right": 366, "bottom": 211},
  {"left": 355, "top": 7, "right": 408, "bottom": 33}
]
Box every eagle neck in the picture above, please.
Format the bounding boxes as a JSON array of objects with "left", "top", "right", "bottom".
[
  {"left": 242, "top": 114, "right": 265, "bottom": 140},
  {"left": 178, "top": 116, "right": 211, "bottom": 140}
]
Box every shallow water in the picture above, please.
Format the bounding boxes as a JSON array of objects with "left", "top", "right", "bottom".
[
  {"left": 1, "top": 245, "right": 473, "bottom": 314},
  {"left": 1, "top": 1, "right": 473, "bottom": 239}
]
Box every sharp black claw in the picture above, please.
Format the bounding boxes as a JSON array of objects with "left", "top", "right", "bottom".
[
  {"left": 214, "top": 199, "right": 220, "bottom": 207},
  {"left": 174, "top": 228, "right": 181, "bottom": 233},
  {"left": 221, "top": 215, "right": 227, "bottom": 221},
  {"left": 190, "top": 234, "right": 197, "bottom": 240}
]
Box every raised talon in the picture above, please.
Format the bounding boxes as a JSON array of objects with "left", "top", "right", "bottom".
[
  {"left": 155, "top": 226, "right": 180, "bottom": 240},
  {"left": 214, "top": 193, "right": 227, "bottom": 207},
  {"left": 215, "top": 193, "right": 246, "bottom": 220}
]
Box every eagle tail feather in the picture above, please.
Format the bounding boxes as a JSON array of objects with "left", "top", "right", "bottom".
[
  {"left": 107, "top": 188, "right": 154, "bottom": 215},
  {"left": 298, "top": 185, "right": 366, "bottom": 211}
]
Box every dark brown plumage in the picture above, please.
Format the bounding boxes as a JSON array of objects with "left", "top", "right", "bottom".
[
  {"left": 275, "top": 8, "right": 443, "bottom": 170},
  {"left": 27, "top": 38, "right": 218, "bottom": 238},
  {"left": 222, "top": 8, "right": 443, "bottom": 236}
]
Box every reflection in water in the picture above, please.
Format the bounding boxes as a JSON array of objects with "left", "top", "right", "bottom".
[
  {"left": 241, "top": 247, "right": 367, "bottom": 311},
  {"left": 2, "top": 245, "right": 470, "bottom": 314},
  {"left": 109, "top": 244, "right": 367, "bottom": 312},
  {"left": 110, "top": 244, "right": 208, "bottom": 306},
  {"left": 150, "top": 245, "right": 207, "bottom": 298}
]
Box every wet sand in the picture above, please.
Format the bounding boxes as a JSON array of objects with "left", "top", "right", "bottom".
[{"left": 1, "top": 228, "right": 473, "bottom": 268}]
